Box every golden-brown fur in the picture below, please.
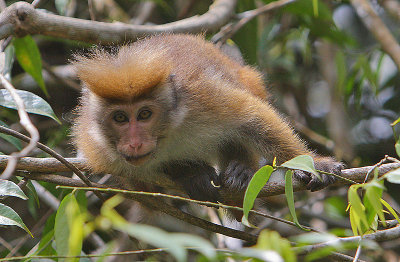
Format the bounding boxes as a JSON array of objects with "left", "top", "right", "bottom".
[{"left": 73, "top": 34, "right": 267, "bottom": 101}]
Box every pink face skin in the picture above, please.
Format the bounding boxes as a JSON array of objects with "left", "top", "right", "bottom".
[{"left": 107, "top": 101, "right": 160, "bottom": 166}]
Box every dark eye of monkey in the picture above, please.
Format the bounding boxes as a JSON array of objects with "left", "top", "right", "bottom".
[
  {"left": 113, "top": 111, "right": 129, "bottom": 123},
  {"left": 137, "top": 109, "right": 152, "bottom": 121}
]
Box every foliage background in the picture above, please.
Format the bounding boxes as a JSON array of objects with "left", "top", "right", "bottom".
[{"left": 0, "top": 0, "right": 400, "bottom": 261}]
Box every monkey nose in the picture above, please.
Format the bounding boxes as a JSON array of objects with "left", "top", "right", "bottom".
[{"left": 129, "top": 143, "right": 142, "bottom": 153}]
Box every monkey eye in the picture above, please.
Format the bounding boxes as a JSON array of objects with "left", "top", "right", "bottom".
[
  {"left": 112, "top": 111, "right": 129, "bottom": 123},
  {"left": 137, "top": 109, "right": 152, "bottom": 121}
]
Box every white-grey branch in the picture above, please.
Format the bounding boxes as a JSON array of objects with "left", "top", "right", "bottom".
[
  {"left": 1, "top": 155, "right": 399, "bottom": 200},
  {"left": 0, "top": 0, "right": 237, "bottom": 44}
]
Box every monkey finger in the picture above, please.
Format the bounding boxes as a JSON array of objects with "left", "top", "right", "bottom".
[
  {"left": 308, "top": 173, "right": 335, "bottom": 192},
  {"left": 209, "top": 170, "right": 222, "bottom": 187},
  {"left": 293, "top": 170, "right": 312, "bottom": 184}
]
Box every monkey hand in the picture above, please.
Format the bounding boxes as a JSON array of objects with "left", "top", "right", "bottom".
[
  {"left": 179, "top": 173, "right": 221, "bottom": 203},
  {"left": 293, "top": 156, "right": 344, "bottom": 192},
  {"left": 163, "top": 161, "right": 222, "bottom": 203},
  {"left": 177, "top": 169, "right": 222, "bottom": 203}
]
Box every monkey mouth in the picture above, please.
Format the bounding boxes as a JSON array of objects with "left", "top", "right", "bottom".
[{"left": 123, "top": 151, "right": 154, "bottom": 166}]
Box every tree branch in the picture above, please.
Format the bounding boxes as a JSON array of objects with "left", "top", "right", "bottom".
[
  {"left": 12, "top": 171, "right": 257, "bottom": 243},
  {"left": 2, "top": 155, "right": 399, "bottom": 200},
  {"left": 350, "top": 0, "right": 400, "bottom": 70},
  {"left": 295, "top": 225, "right": 400, "bottom": 255},
  {"left": 0, "top": 0, "right": 236, "bottom": 44}
]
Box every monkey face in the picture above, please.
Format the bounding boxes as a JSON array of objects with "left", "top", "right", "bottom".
[{"left": 104, "top": 100, "right": 162, "bottom": 167}]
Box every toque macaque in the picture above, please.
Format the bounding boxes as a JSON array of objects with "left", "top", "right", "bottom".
[{"left": 71, "top": 34, "right": 342, "bottom": 204}]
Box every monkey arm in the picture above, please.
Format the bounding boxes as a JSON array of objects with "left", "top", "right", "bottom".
[{"left": 204, "top": 87, "right": 344, "bottom": 193}]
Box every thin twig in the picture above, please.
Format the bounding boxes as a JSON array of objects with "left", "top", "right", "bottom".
[
  {"left": 0, "top": 74, "right": 39, "bottom": 180},
  {"left": 212, "top": 0, "right": 296, "bottom": 44},
  {"left": 31, "top": 0, "right": 46, "bottom": 8},
  {"left": 353, "top": 240, "right": 362, "bottom": 262}
]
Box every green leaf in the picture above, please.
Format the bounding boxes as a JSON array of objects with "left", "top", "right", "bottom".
[
  {"left": 381, "top": 198, "right": 400, "bottom": 224},
  {"left": 293, "top": 232, "right": 338, "bottom": 244},
  {"left": 255, "top": 230, "right": 296, "bottom": 262},
  {"left": 75, "top": 190, "right": 87, "bottom": 214},
  {"left": 37, "top": 213, "right": 56, "bottom": 256},
  {"left": 359, "top": 55, "right": 378, "bottom": 94},
  {"left": 348, "top": 186, "right": 368, "bottom": 234},
  {"left": 0, "top": 120, "right": 22, "bottom": 150},
  {"left": 172, "top": 233, "right": 216, "bottom": 259},
  {"left": 395, "top": 141, "right": 400, "bottom": 158},
  {"left": 0, "top": 179, "right": 28, "bottom": 199},
  {"left": 55, "top": 193, "right": 84, "bottom": 262},
  {"left": 335, "top": 50, "right": 347, "bottom": 94},
  {"left": 312, "top": 0, "right": 318, "bottom": 16},
  {"left": 364, "top": 181, "right": 384, "bottom": 225},
  {"left": 242, "top": 165, "right": 274, "bottom": 227},
  {"left": 13, "top": 35, "right": 48, "bottom": 96},
  {"left": 233, "top": 0, "right": 258, "bottom": 64},
  {"left": 285, "top": 170, "right": 309, "bottom": 231},
  {"left": 2, "top": 44, "right": 15, "bottom": 78},
  {"left": 0, "top": 89, "right": 61, "bottom": 123},
  {"left": 281, "top": 155, "right": 318, "bottom": 176},
  {"left": 122, "top": 223, "right": 188, "bottom": 262},
  {"left": 349, "top": 206, "right": 359, "bottom": 235},
  {"left": 101, "top": 195, "right": 215, "bottom": 262},
  {"left": 55, "top": 0, "right": 71, "bottom": 15},
  {"left": 26, "top": 180, "right": 40, "bottom": 207},
  {"left": 0, "top": 203, "right": 33, "bottom": 237},
  {"left": 385, "top": 168, "right": 400, "bottom": 184}
]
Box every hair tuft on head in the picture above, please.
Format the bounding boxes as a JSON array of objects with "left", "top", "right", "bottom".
[{"left": 72, "top": 45, "right": 171, "bottom": 100}]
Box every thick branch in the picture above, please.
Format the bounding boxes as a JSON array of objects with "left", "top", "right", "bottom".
[
  {"left": 2, "top": 155, "right": 399, "bottom": 200},
  {"left": 0, "top": 0, "right": 236, "bottom": 44}
]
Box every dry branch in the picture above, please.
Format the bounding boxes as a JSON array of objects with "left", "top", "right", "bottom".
[
  {"left": 0, "top": 0, "right": 236, "bottom": 44},
  {"left": 295, "top": 225, "right": 400, "bottom": 255},
  {"left": 1, "top": 155, "right": 399, "bottom": 201}
]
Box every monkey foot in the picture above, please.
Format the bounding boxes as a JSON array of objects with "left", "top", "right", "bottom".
[
  {"left": 294, "top": 157, "right": 344, "bottom": 191},
  {"left": 221, "top": 160, "right": 255, "bottom": 192}
]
